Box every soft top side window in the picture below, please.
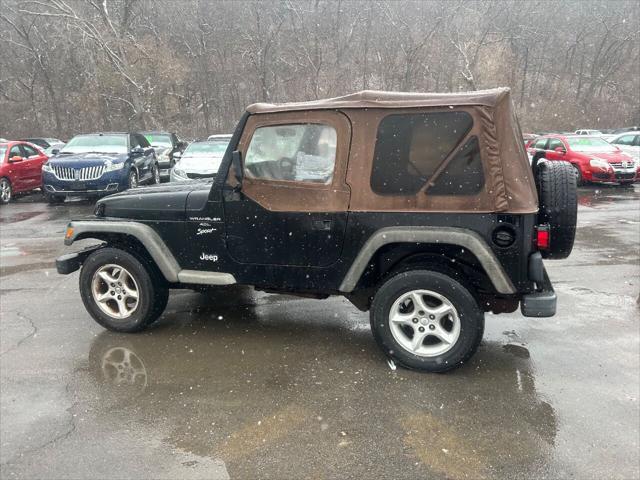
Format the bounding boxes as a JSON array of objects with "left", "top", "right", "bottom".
[
  {"left": 244, "top": 123, "right": 337, "bottom": 184},
  {"left": 370, "top": 111, "right": 473, "bottom": 196},
  {"left": 427, "top": 136, "right": 484, "bottom": 196}
]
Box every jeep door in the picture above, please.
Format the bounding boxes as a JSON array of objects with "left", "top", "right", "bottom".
[{"left": 223, "top": 111, "right": 351, "bottom": 267}]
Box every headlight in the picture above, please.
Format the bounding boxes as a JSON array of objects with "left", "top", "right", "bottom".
[
  {"left": 104, "top": 161, "right": 125, "bottom": 172},
  {"left": 42, "top": 163, "right": 53, "bottom": 173},
  {"left": 160, "top": 148, "right": 171, "bottom": 161},
  {"left": 172, "top": 167, "right": 187, "bottom": 178},
  {"left": 589, "top": 158, "right": 611, "bottom": 170}
]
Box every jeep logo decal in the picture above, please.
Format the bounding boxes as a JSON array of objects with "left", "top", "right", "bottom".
[{"left": 200, "top": 253, "right": 218, "bottom": 262}]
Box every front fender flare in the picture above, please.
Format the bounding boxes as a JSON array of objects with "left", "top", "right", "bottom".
[{"left": 64, "top": 220, "right": 181, "bottom": 282}]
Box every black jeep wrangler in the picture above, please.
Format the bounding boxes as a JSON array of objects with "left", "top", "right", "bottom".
[{"left": 57, "top": 88, "right": 577, "bottom": 372}]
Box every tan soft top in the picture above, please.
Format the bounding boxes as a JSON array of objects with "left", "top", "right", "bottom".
[
  {"left": 247, "top": 88, "right": 511, "bottom": 113},
  {"left": 245, "top": 88, "right": 537, "bottom": 214}
]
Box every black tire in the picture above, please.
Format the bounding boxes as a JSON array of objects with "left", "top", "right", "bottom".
[
  {"left": 44, "top": 192, "right": 64, "bottom": 204},
  {"left": 79, "top": 247, "right": 169, "bottom": 333},
  {"left": 151, "top": 163, "right": 160, "bottom": 184},
  {"left": 572, "top": 163, "right": 584, "bottom": 186},
  {"left": 535, "top": 161, "right": 577, "bottom": 259},
  {"left": 127, "top": 169, "right": 138, "bottom": 189},
  {"left": 0, "top": 178, "right": 12, "bottom": 204},
  {"left": 370, "top": 270, "right": 484, "bottom": 373}
]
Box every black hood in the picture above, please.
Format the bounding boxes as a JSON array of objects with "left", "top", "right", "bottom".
[{"left": 97, "top": 181, "right": 212, "bottom": 221}]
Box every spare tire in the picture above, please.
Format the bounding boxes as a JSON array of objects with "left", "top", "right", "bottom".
[{"left": 535, "top": 161, "right": 577, "bottom": 259}]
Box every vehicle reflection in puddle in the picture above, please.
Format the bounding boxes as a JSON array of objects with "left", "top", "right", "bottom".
[
  {"left": 577, "top": 185, "right": 639, "bottom": 208},
  {"left": 76, "top": 289, "right": 557, "bottom": 479}
]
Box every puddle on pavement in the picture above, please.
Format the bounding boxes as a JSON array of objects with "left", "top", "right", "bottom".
[
  {"left": 67, "top": 289, "right": 557, "bottom": 480},
  {"left": 0, "top": 211, "right": 45, "bottom": 224},
  {"left": 577, "top": 185, "right": 639, "bottom": 208},
  {"left": 574, "top": 223, "right": 640, "bottom": 266}
]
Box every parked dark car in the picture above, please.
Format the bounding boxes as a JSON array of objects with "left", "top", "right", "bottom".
[
  {"left": 19, "top": 137, "right": 64, "bottom": 149},
  {"left": 141, "top": 131, "right": 187, "bottom": 180},
  {"left": 57, "top": 88, "right": 577, "bottom": 373},
  {"left": 42, "top": 132, "right": 159, "bottom": 203}
]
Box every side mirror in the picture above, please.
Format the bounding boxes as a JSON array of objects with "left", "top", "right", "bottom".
[
  {"left": 177, "top": 141, "right": 187, "bottom": 149},
  {"left": 51, "top": 149, "right": 59, "bottom": 155},
  {"left": 9, "top": 155, "right": 23, "bottom": 163},
  {"left": 554, "top": 146, "right": 566, "bottom": 154},
  {"left": 173, "top": 151, "right": 182, "bottom": 159},
  {"left": 232, "top": 150, "right": 243, "bottom": 186},
  {"left": 131, "top": 146, "right": 144, "bottom": 155}
]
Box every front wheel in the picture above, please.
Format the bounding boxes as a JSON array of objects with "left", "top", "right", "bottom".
[
  {"left": 152, "top": 163, "right": 160, "bottom": 184},
  {"left": 79, "top": 248, "right": 169, "bottom": 332},
  {"left": 572, "top": 164, "right": 584, "bottom": 186},
  {"left": 127, "top": 169, "right": 138, "bottom": 189},
  {"left": 370, "top": 270, "right": 484, "bottom": 373},
  {"left": 44, "top": 192, "right": 64, "bottom": 204},
  {"left": 0, "top": 178, "right": 12, "bottom": 204}
]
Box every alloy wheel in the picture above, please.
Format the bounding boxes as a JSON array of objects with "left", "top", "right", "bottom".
[
  {"left": 388, "top": 289, "right": 461, "bottom": 357},
  {"left": 129, "top": 171, "right": 138, "bottom": 189},
  {"left": 91, "top": 264, "right": 140, "bottom": 319},
  {"left": 0, "top": 179, "right": 11, "bottom": 203}
]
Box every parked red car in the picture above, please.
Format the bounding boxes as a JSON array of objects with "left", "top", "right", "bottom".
[
  {"left": 526, "top": 135, "right": 637, "bottom": 186},
  {"left": 0, "top": 141, "right": 49, "bottom": 204}
]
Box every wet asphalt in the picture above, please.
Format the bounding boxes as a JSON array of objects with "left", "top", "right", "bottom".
[{"left": 0, "top": 186, "right": 638, "bottom": 480}]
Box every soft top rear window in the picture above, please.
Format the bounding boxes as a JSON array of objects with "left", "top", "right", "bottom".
[{"left": 370, "top": 111, "right": 473, "bottom": 196}]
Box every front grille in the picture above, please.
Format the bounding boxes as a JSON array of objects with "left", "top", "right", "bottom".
[
  {"left": 53, "top": 165, "right": 105, "bottom": 181},
  {"left": 186, "top": 172, "right": 215, "bottom": 179},
  {"left": 614, "top": 172, "right": 635, "bottom": 180},
  {"left": 609, "top": 162, "right": 635, "bottom": 169}
]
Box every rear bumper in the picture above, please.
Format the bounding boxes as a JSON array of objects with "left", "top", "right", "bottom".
[
  {"left": 56, "top": 245, "right": 103, "bottom": 274},
  {"left": 521, "top": 268, "right": 556, "bottom": 317}
]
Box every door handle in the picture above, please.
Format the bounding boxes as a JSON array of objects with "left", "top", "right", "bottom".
[{"left": 313, "top": 219, "right": 332, "bottom": 231}]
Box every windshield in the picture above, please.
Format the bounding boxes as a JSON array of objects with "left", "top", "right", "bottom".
[
  {"left": 0, "top": 146, "right": 6, "bottom": 160},
  {"left": 144, "top": 134, "right": 172, "bottom": 148},
  {"left": 61, "top": 135, "right": 128, "bottom": 154},
  {"left": 567, "top": 137, "right": 617, "bottom": 153},
  {"left": 183, "top": 141, "right": 228, "bottom": 156}
]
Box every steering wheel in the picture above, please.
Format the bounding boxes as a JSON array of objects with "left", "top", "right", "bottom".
[{"left": 278, "top": 157, "right": 295, "bottom": 180}]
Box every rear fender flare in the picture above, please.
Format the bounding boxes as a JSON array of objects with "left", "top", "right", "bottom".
[{"left": 339, "top": 226, "right": 516, "bottom": 294}]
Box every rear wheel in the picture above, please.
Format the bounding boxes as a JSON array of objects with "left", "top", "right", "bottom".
[
  {"left": 370, "top": 270, "right": 484, "bottom": 373},
  {"left": 535, "top": 161, "right": 577, "bottom": 259},
  {"left": 79, "top": 247, "right": 169, "bottom": 333},
  {"left": 0, "top": 178, "right": 12, "bottom": 204}
]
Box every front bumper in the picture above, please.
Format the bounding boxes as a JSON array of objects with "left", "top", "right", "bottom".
[
  {"left": 56, "top": 245, "right": 103, "bottom": 274},
  {"left": 43, "top": 170, "right": 128, "bottom": 195},
  {"left": 589, "top": 167, "right": 637, "bottom": 184}
]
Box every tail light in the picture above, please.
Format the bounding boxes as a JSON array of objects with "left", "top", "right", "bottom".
[{"left": 535, "top": 224, "right": 550, "bottom": 250}]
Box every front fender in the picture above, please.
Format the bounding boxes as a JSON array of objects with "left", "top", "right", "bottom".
[{"left": 64, "top": 220, "right": 181, "bottom": 282}]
